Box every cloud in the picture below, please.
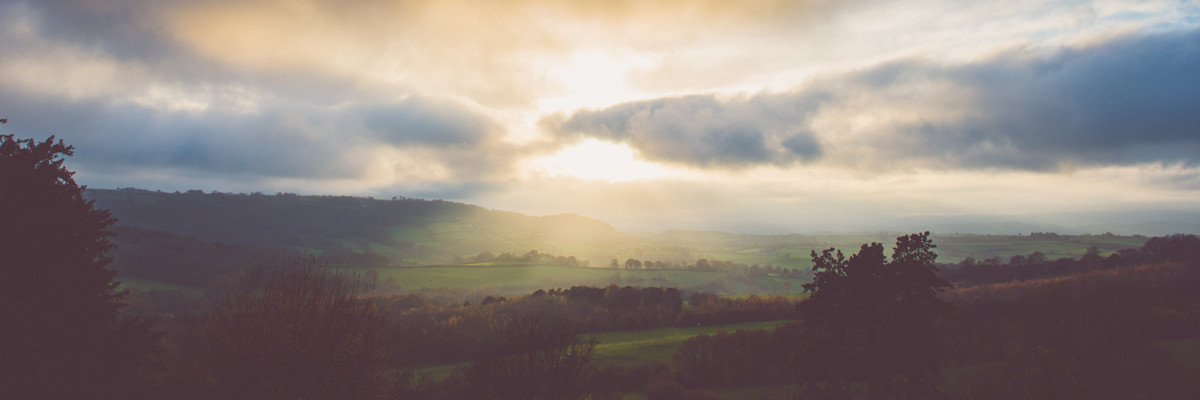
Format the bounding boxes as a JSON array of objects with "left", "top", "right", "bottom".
[
  {"left": 883, "top": 28, "right": 1200, "bottom": 170},
  {"left": 8, "top": 1, "right": 177, "bottom": 62},
  {"left": 547, "top": 28, "right": 1200, "bottom": 171},
  {"left": 359, "top": 96, "right": 499, "bottom": 147},
  {"left": 0, "top": 0, "right": 912, "bottom": 109},
  {"left": 0, "top": 84, "right": 519, "bottom": 188},
  {"left": 545, "top": 93, "right": 829, "bottom": 168},
  {"left": 10, "top": 0, "right": 1196, "bottom": 111}
]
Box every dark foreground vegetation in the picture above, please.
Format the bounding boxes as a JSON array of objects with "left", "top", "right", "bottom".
[{"left": 5, "top": 134, "right": 1200, "bottom": 399}]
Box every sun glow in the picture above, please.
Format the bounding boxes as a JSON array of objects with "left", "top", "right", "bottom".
[
  {"left": 528, "top": 139, "right": 681, "bottom": 182},
  {"left": 538, "top": 49, "right": 653, "bottom": 114}
]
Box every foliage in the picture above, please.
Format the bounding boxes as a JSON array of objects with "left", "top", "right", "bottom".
[
  {"left": 942, "top": 260, "right": 1200, "bottom": 399},
  {"left": 942, "top": 233, "right": 1200, "bottom": 287},
  {"left": 676, "top": 293, "right": 801, "bottom": 326},
  {"left": 456, "top": 313, "right": 597, "bottom": 400},
  {"left": 672, "top": 323, "right": 808, "bottom": 388},
  {"left": 800, "top": 232, "right": 952, "bottom": 399},
  {"left": 0, "top": 135, "right": 159, "bottom": 398},
  {"left": 196, "top": 262, "right": 407, "bottom": 399}
]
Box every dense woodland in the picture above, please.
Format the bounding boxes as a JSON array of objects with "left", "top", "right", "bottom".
[{"left": 6, "top": 134, "right": 1200, "bottom": 399}]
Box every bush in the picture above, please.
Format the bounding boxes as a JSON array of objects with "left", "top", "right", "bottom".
[{"left": 197, "top": 262, "right": 407, "bottom": 399}]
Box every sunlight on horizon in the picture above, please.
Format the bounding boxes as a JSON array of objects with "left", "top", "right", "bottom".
[{"left": 526, "top": 139, "right": 682, "bottom": 182}]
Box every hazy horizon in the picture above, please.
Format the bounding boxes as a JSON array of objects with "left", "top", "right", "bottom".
[
  {"left": 4, "top": 1, "right": 1200, "bottom": 235},
  {"left": 85, "top": 187, "right": 1199, "bottom": 237}
]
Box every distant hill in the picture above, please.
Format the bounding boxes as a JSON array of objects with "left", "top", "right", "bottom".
[
  {"left": 86, "top": 188, "right": 1158, "bottom": 290},
  {"left": 107, "top": 226, "right": 289, "bottom": 286},
  {"left": 86, "top": 188, "right": 626, "bottom": 268},
  {"left": 885, "top": 213, "right": 1200, "bottom": 236}
]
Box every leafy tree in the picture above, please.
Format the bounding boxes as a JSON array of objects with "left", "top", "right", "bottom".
[
  {"left": 800, "top": 232, "right": 952, "bottom": 399},
  {"left": 197, "top": 262, "right": 407, "bottom": 399},
  {"left": 0, "top": 135, "right": 159, "bottom": 398}
]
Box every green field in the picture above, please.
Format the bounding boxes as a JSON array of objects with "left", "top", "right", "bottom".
[
  {"left": 414, "top": 320, "right": 794, "bottom": 380},
  {"left": 342, "top": 265, "right": 807, "bottom": 295},
  {"left": 116, "top": 277, "right": 203, "bottom": 295},
  {"left": 590, "top": 320, "right": 793, "bottom": 369}
]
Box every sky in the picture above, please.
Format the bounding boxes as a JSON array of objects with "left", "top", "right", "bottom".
[{"left": 2, "top": 0, "right": 1199, "bottom": 234}]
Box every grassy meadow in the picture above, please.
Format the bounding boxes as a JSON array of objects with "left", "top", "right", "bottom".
[
  {"left": 116, "top": 277, "right": 204, "bottom": 295},
  {"left": 341, "top": 265, "right": 808, "bottom": 296}
]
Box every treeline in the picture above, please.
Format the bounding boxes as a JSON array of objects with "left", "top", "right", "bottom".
[
  {"left": 608, "top": 257, "right": 804, "bottom": 278},
  {"left": 452, "top": 248, "right": 807, "bottom": 280},
  {"left": 453, "top": 249, "right": 591, "bottom": 268},
  {"left": 940, "top": 233, "right": 1200, "bottom": 287}
]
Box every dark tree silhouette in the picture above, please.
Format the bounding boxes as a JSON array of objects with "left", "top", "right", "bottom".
[
  {"left": 0, "top": 135, "right": 159, "bottom": 398},
  {"left": 801, "top": 232, "right": 952, "bottom": 399}
]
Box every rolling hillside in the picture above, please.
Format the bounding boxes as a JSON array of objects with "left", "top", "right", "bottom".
[
  {"left": 88, "top": 188, "right": 627, "bottom": 267},
  {"left": 88, "top": 188, "right": 1150, "bottom": 293}
]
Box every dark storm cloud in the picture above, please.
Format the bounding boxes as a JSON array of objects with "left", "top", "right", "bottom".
[
  {"left": 549, "top": 28, "right": 1200, "bottom": 170},
  {"left": 547, "top": 93, "right": 828, "bottom": 168},
  {"left": 1, "top": 93, "right": 346, "bottom": 178},
  {"left": 20, "top": 0, "right": 177, "bottom": 61},
  {"left": 0, "top": 89, "right": 511, "bottom": 182},
  {"left": 886, "top": 28, "right": 1200, "bottom": 170},
  {"left": 3, "top": 1, "right": 209, "bottom": 80},
  {"left": 360, "top": 96, "right": 498, "bottom": 147}
]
